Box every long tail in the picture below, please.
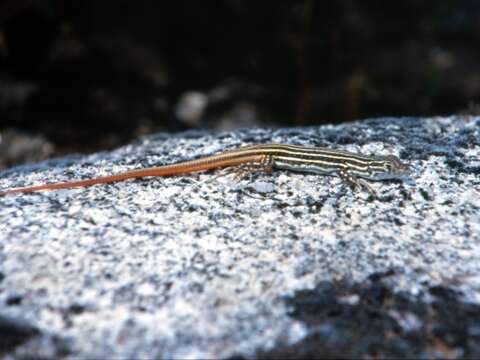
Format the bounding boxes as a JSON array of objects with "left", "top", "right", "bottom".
[{"left": 0, "top": 153, "right": 264, "bottom": 196}]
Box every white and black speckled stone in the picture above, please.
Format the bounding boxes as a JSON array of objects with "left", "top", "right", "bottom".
[{"left": 0, "top": 116, "right": 479, "bottom": 358}]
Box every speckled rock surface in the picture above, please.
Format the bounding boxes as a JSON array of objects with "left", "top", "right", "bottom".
[{"left": 0, "top": 116, "right": 479, "bottom": 359}]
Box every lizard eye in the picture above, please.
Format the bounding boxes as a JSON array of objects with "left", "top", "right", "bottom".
[{"left": 384, "top": 162, "right": 393, "bottom": 172}]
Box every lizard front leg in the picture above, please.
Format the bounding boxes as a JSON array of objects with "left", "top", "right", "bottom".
[{"left": 338, "top": 169, "right": 377, "bottom": 196}]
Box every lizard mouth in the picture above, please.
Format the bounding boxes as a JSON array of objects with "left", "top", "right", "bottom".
[
  {"left": 375, "top": 167, "right": 412, "bottom": 181},
  {"left": 398, "top": 162, "right": 413, "bottom": 177}
]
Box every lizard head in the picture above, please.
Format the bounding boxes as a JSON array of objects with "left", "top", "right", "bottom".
[{"left": 366, "top": 155, "right": 411, "bottom": 181}]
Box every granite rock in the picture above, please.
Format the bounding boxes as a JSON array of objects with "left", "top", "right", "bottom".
[{"left": 0, "top": 116, "right": 479, "bottom": 358}]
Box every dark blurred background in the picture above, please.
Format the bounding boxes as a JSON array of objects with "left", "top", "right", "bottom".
[{"left": 0, "top": 0, "right": 479, "bottom": 168}]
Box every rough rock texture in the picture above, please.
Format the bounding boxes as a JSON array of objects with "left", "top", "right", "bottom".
[{"left": 0, "top": 116, "right": 479, "bottom": 359}]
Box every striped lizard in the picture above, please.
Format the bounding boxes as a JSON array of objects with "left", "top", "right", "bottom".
[{"left": 0, "top": 144, "right": 410, "bottom": 196}]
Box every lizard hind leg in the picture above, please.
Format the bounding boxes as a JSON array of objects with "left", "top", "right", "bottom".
[
  {"left": 221, "top": 155, "right": 273, "bottom": 182},
  {"left": 233, "top": 154, "right": 273, "bottom": 182}
]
